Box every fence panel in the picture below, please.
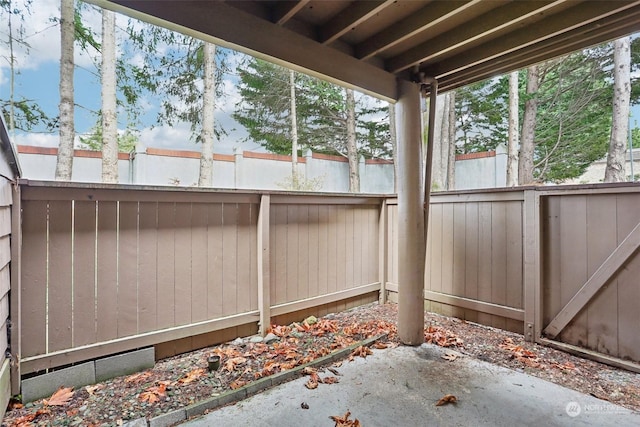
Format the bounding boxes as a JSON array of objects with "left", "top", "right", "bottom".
[{"left": 387, "top": 190, "right": 525, "bottom": 333}]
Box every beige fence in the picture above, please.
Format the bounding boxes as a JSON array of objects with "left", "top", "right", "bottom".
[
  {"left": 13, "top": 180, "right": 640, "bottom": 394},
  {"left": 385, "top": 185, "right": 640, "bottom": 371},
  {"left": 14, "top": 181, "right": 383, "bottom": 378}
]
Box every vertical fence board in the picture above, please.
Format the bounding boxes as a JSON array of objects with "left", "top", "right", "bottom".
[
  {"left": 249, "top": 203, "right": 259, "bottom": 311},
  {"left": 585, "top": 195, "right": 618, "bottom": 356},
  {"left": 452, "top": 203, "right": 466, "bottom": 319},
  {"left": 317, "top": 205, "right": 329, "bottom": 296},
  {"left": 237, "top": 203, "right": 252, "bottom": 313},
  {"left": 613, "top": 194, "right": 640, "bottom": 360},
  {"left": 543, "top": 197, "right": 561, "bottom": 327},
  {"left": 490, "top": 202, "right": 507, "bottom": 330},
  {"left": 96, "top": 202, "right": 118, "bottom": 342},
  {"left": 285, "top": 205, "right": 299, "bottom": 302},
  {"left": 297, "top": 205, "right": 310, "bottom": 299},
  {"left": 327, "top": 206, "right": 339, "bottom": 294},
  {"left": 157, "top": 203, "right": 176, "bottom": 329},
  {"left": 48, "top": 201, "right": 73, "bottom": 352},
  {"left": 138, "top": 202, "right": 158, "bottom": 333},
  {"left": 367, "top": 206, "right": 377, "bottom": 283},
  {"left": 335, "top": 206, "right": 347, "bottom": 295},
  {"left": 174, "top": 203, "right": 193, "bottom": 326},
  {"left": 21, "top": 201, "right": 48, "bottom": 357},
  {"left": 222, "top": 204, "right": 238, "bottom": 315},
  {"left": 558, "top": 196, "right": 588, "bottom": 346},
  {"left": 118, "top": 202, "right": 139, "bottom": 337},
  {"left": 191, "top": 203, "right": 209, "bottom": 322},
  {"left": 353, "top": 208, "right": 364, "bottom": 286},
  {"left": 273, "top": 205, "right": 287, "bottom": 305},
  {"left": 440, "top": 203, "right": 454, "bottom": 316},
  {"left": 428, "top": 204, "right": 443, "bottom": 313},
  {"left": 344, "top": 207, "right": 355, "bottom": 291},
  {"left": 308, "top": 205, "right": 320, "bottom": 297},
  {"left": 506, "top": 201, "right": 523, "bottom": 331},
  {"left": 207, "top": 204, "right": 223, "bottom": 319},
  {"left": 73, "top": 201, "right": 97, "bottom": 346},
  {"left": 464, "top": 203, "right": 479, "bottom": 323},
  {"left": 477, "top": 202, "right": 493, "bottom": 325}
]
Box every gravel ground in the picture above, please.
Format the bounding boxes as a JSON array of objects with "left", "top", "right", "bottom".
[{"left": 4, "top": 302, "right": 639, "bottom": 426}]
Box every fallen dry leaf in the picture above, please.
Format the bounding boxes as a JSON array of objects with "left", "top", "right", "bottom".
[
  {"left": 435, "top": 394, "right": 457, "bottom": 406},
  {"left": 230, "top": 379, "right": 247, "bottom": 389},
  {"left": 349, "top": 345, "right": 373, "bottom": 361},
  {"left": 85, "top": 384, "right": 105, "bottom": 396},
  {"left": 44, "top": 387, "right": 74, "bottom": 406},
  {"left": 124, "top": 371, "right": 152, "bottom": 383},
  {"left": 305, "top": 378, "right": 319, "bottom": 389},
  {"left": 223, "top": 356, "right": 247, "bottom": 372},
  {"left": 322, "top": 376, "right": 340, "bottom": 384},
  {"left": 372, "top": 342, "right": 388, "bottom": 349},
  {"left": 441, "top": 352, "right": 458, "bottom": 362},
  {"left": 330, "top": 410, "right": 361, "bottom": 427},
  {"left": 179, "top": 368, "right": 206, "bottom": 384},
  {"left": 138, "top": 382, "right": 167, "bottom": 404}
]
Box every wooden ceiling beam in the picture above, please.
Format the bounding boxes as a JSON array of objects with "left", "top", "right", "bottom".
[
  {"left": 355, "top": 0, "right": 480, "bottom": 60},
  {"left": 95, "top": 0, "right": 399, "bottom": 100},
  {"left": 319, "top": 0, "right": 396, "bottom": 45},
  {"left": 436, "top": 9, "right": 640, "bottom": 94},
  {"left": 420, "top": 0, "right": 640, "bottom": 79},
  {"left": 272, "top": 0, "right": 310, "bottom": 25},
  {"left": 386, "top": 0, "right": 565, "bottom": 74}
]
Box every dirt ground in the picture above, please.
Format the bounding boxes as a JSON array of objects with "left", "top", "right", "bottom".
[{"left": 4, "top": 302, "right": 640, "bottom": 426}]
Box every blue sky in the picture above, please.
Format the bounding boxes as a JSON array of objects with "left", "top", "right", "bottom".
[{"left": 1, "top": 0, "right": 639, "bottom": 154}]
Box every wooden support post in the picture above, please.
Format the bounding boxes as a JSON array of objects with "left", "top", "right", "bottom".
[
  {"left": 378, "top": 199, "right": 388, "bottom": 304},
  {"left": 396, "top": 79, "right": 425, "bottom": 345},
  {"left": 522, "top": 189, "right": 538, "bottom": 342},
  {"left": 257, "top": 194, "right": 271, "bottom": 336},
  {"left": 9, "top": 184, "right": 21, "bottom": 395}
]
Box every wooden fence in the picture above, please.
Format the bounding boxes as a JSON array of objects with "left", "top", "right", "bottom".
[
  {"left": 12, "top": 180, "right": 640, "bottom": 396},
  {"left": 13, "top": 181, "right": 383, "bottom": 380},
  {"left": 385, "top": 185, "right": 640, "bottom": 371}
]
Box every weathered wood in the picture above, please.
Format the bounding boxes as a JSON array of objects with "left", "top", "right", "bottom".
[
  {"left": 544, "top": 217, "right": 640, "bottom": 339},
  {"left": 138, "top": 202, "right": 159, "bottom": 333},
  {"left": 257, "top": 195, "right": 270, "bottom": 335},
  {"left": 378, "top": 200, "right": 388, "bottom": 303},
  {"left": 522, "top": 190, "right": 538, "bottom": 341},
  {"left": 539, "top": 338, "right": 640, "bottom": 374},
  {"left": 118, "top": 202, "right": 139, "bottom": 337},
  {"left": 190, "top": 203, "right": 209, "bottom": 323},
  {"left": 96, "top": 202, "right": 118, "bottom": 342},
  {"left": 73, "top": 201, "right": 97, "bottom": 347}
]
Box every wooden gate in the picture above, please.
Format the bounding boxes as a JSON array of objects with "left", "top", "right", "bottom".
[{"left": 539, "top": 189, "right": 640, "bottom": 366}]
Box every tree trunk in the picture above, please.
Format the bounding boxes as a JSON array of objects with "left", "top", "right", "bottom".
[
  {"left": 290, "top": 69, "right": 299, "bottom": 188},
  {"left": 8, "top": 4, "right": 15, "bottom": 135},
  {"left": 506, "top": 71, "right": 519, "bottom": 186},
  {"left": 345, "top": 88, "right": 359, "bottom": 192},
  {"left": 389, "top": 102, "right": 398, "bottom": 192},
  {"left": 518, "top": 65, "right": 539, "bottom": 185},
  {"left": 604, "top": 37, "right": 631, "bottom": 183},
  {"left": 198, "top": 42, "right": 216, "bottom": 186},
  {"left": 101, "top": 9, "right": 118, "bottom": 183},
  {"left": 429, "top": 95, "right": 445, "bottom": 190},
  {"left": 55, "top": 0, "right": 75, "bottom": 180},
  {"left": 446, "top": 91, "right": 456, "bottom": 190}
]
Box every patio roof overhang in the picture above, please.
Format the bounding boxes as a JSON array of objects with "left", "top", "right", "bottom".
[{"left": 91, "top": 0, "right": 640, "bottom": 101}]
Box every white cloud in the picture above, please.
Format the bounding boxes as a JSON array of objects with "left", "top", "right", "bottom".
[{"left": 13, "top": 132, "right": 58, "bottom": 147}]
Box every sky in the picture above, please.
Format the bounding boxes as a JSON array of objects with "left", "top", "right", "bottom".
[{"left": 1, "top": 0, "right": 639, "bottom": 155}]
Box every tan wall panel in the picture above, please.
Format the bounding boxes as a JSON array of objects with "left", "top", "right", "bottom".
[
  {"left": 96, "top": 202, "right": 118, "bottom": 342},
  {"left": 297, "top": 205, "right": 310, "bottom": 300},
  {"left": 118, "top": 202, "right": 139, "bottom": 337},
  {"left": 138, "top": 202, "right": 159, "bottom": 333},
  {"left": 249, "top": 203, "right": 259, "bottom": 311},
  {"left": 157, "top": 202, "right": 176, "bottom": 329},
  {"left": 174, "top": 203, "right": 193, "bottom": 326},
  {"left": 222, "top": 204, "right": 238, "bottom": 316},
  {"left": 236, "top": 203, "right": 253, "bottom": 313},
  {"left": 73, "top": 201, "right": 97, "bottom": 346},
  {"left": 272, "top": 205, "right": 287, "bottom": 305},
  {"left": 190, "top": 203, "right": 209, "bottom": 323},
  {"left": 464, "top": 203, "right": 479, "bottom": 323},
  {"left": 327, "top": 206, "right": 339, "bottom": 294},
  {"left": 308, "top": 206, "right": 320, "bottom": 297},
  {"left": 47, "top": 201, "right": 73, "bottom": 352},
  {"left": 0, "top": 207, "right": 11, "bottom": 237},
  {"left": 206, "top": 203, "right": 224, "bottom": 319},
  {"left": 317, "top": 205, "right": 329, "bottom": 296}
]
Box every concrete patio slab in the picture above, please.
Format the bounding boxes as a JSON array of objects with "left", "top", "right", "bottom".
[{"left": 181, "top": 343, "right": 640, "bottom": 426}]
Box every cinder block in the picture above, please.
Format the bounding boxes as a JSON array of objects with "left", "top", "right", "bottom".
[
  {"left": 149, "top": 409, "right": 186, "bottom": 427},
  {"left": 244, "top": 377, "right": 272, "bottom": 396},
  {"left": 185, "top": 396, "right": 222, "bottom": 419},
  {"left": 122, "top": 417, "right": 148, "bottom": 427},
  {"left": 22, "top": 361, "right": 95, "bottom": 403},
  {"left": 95, "top": 347, "right": 155, "bottom": 382}
]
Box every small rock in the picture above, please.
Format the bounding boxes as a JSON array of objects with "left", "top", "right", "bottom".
[
  {"left": 301, "top": 402, "right": 309, "bottom": 409},
  {"left": 122, "top": 418, "right": 147, "bottom": 427},
  {"left": 304, "top": 315, "right": 318, "bottom": 325},
  {"left": 232, "top": 337, "right": 245, "bottom": 346},
  {"left": 250, "top": 335, "right": 264, "bottom": 343},
  {"left": 291, "top": 331, "right": 304, "bottom": 338},
  {"left": 263, "top": 333, "right": 279, "bottom": 344}
]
